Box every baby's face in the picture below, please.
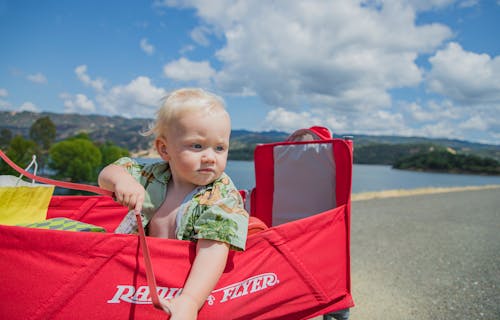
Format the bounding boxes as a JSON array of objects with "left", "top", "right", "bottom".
[{"left": 165, "top": 108, "right": 231, "bottom": 188}]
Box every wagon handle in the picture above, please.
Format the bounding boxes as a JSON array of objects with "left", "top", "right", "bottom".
[
  {"left": 0, "top": 150, "right": 113, "bottom": 196},
  {"left": 135, "top": 212, "right": 164, "bottom": 311}
]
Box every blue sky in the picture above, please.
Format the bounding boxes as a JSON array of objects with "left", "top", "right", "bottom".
[{"left": 1, "top": 0, "right": 499, "bottom": 144}]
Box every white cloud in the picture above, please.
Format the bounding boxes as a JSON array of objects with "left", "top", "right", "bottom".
[
  {"left": 404, "top": 99, "right": 461, "bottom": 123},
  {"left": 0, "top": 88, "right": 10, "bottom": 110},
  {"left": 62, "top": 68, "right": 166, "bottom": 117},
  {"left": 26, "top": 72, "right": 48, "bottom": 84},
  {"left": 60, "top": 93, "right": 96, "bottom": 113},
  {"left": 96, "top": 76, "right": 166, "bottom": 117},
  {"left": 456, "top": 106, "right": 500, "bottom": 142},
  {"left": 262, "top": 107, "right": 348, "bottom": 133},
  {"left": 0, "top": 100, "right": 11, "bottom": 109},
  {"left": 163, "top": 57, "right": 216, "bottom": 84},
  {"left": 404, "top": 0, "right": 479, "bottom": 11},
  {"left": 179, "top": 45, "right": 195, "bottom": 55},
  {"left": 401, "top": 98, "right": 499, "bottom": 141},
  {"left": 427, "top": 42, "right": 500, "bottom": 106},
  {"left": 352, "top": 110, "right": 408, "bottom": 135},
  {"left": 459, "top": 115, "right": 488, "bottom": 131},
  {"left": 154, "top": 0, "right": 500, "bottom": 142},
  {"left": 75, "top": 65, "right": 105, "bottom": 91},
  {"left": 263, "top": 107, "right": 319, "bottom": 132},
  {"left": 140, "top": 38, "right": 155, "bottom": 55},
  {"left": 406, "top": 102, "right": 437, "bottom": 122},
  {"left": 266, "top": 92, "right": 500, "bottom": 141},
  {"left": 19, "top": 102, "right": 38, "bottom": 112},
  {"left": 458, "top": 0, "right": 478, "bottom": 8},
  {"left": 50, "top": 0, "right": 495, "bottom": 143},
  {"left": 405, "top": 0, "right": 455, "bottom": 11},
  {"left": 419, "top": 121, "right": 462, "bottom": 140},
  {"left": 174, "top": 0, "right": 459, "bottom": 137},
  {"left": 190, "top": 26, "right": 211, "bottom": 46},
  {"left": 165, "top": 1, "right": 451, "bottom": 112}
]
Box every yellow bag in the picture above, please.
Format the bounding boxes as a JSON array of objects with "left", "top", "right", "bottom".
[{"left": 0, "top": 156, "right": 54, "bottom": 225}]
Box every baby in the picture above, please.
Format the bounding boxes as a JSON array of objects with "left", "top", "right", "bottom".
[{"left": 98, "top": 88, "right": 249, "bottom": 319}]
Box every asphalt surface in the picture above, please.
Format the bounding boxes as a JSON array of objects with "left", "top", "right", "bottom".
[{"left": 347, "top": 188, "right": 500, "bottom": 320}]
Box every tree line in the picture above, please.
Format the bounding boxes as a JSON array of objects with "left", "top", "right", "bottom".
[
  {"left": 393, "top": 147, "right": 500, "bottom": 175},
  {"left": 0, "top": 116, "right": 129, "bottom": 184},
  {"left": 2, "top": 116, "right": 498, "bottom": 180}
]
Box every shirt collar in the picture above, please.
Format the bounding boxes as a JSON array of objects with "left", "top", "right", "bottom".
[{"left": 150, "top": 161, "right": 171, "bottom": 184}]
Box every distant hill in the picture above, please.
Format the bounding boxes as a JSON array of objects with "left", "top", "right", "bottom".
[
  {"left": 1, "top": 110, "right": 153, "bottom": 153},
  {"left": 393, "top": 147, "right": 500, "bottom": 175},
  {"left": 351, "top": 135, "right": 500, "bottom": 165},
  {"left": 1, "top": 111, "right": 499, "bottom": 163},
  {"left": 350, "top": 134, "right": 500, "bottom": 161}
]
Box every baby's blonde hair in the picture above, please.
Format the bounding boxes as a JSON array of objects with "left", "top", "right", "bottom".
[{"left": 143, "top": 88, "right": 226, "bottom": 138}]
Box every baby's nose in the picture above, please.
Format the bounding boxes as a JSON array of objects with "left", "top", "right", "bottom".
[{"left": 201, "top": 150, "right": 216, "bottom": 163}]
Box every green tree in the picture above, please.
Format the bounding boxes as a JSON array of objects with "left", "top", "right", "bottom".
[
  {"left": 29, "top": 116, "right": 56, "bottom": 150},
  {"left": 393, "top": 149, "right": 500, "bottom": 175},
  {"left": 0, "top": 135, "right": 37, "bottom": 176},
  {"left": 49, "top": 138, "right": 102, "bottom": 182},
  {"left": 0, "top": 128, "right": 13, "bottom": 149},
  {"left": 99, "top": 141, "right": 129, "bottom": 168},
  {"left": 72, "top": 132, "right": 91, "bottom": 140},
  {"left": 29, "top": 116, "right": 56, "bottom": 173}
]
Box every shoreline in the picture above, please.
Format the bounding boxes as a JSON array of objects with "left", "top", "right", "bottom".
[{"left": 351, "top": 184, "right": 500, "bottom": 201}]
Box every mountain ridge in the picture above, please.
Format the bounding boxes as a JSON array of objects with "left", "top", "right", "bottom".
[{"left": 1, "top": 110, "right": 498, "bottom": 161}]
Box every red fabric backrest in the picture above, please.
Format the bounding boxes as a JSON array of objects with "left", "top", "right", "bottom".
[{"left": 251, "top": 132, "right": 353, "bottom": 227}]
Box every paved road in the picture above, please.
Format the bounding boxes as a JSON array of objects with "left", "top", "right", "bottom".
[{"left": 347, "top": 188, "right": 500, "bottom": 319}]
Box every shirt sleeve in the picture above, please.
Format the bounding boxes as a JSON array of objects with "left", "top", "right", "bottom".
[
  {"left": 112, "top": 157, "right": 149, "bottom": 234},
  {"left": 113, "top": 157, "right": 143, "bottom": 180},
  {"left": 191, "top": 181, "right": 249, "bottom": 251}
]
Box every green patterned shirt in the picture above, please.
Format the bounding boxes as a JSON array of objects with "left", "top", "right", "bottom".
[{"left": 113, "top": 157, "right": 249, "bottom": 251}]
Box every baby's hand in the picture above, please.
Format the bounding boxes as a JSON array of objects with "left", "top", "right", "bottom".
[
  {"left": 160, "top": 295, "right": 199, "bottom": 320},
  {"left": 113, "top": 175, "right": 145, "bottom": 214}
]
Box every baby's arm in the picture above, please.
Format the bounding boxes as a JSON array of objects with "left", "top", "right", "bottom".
[
  {"left": 161, "top": 239, "right": 230, "bottom": 320},
  {"left": 98, "top": 164, "right": 145, "bottom": 214}
]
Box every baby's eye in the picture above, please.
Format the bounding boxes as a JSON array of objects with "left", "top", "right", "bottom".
[
  {"left": 215, "top": 145, "right": 225, "bottom": 152},
  {"left": 191, "top": 143, "right": 203, "bottom": 149}
]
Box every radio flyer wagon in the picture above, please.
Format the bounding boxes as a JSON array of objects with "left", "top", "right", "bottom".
[{"left": 0, "top": 126, "right": 354, "bottom": 319}]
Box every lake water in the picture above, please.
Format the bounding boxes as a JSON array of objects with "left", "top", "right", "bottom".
[
  {"left": 224, "top": 161, "right": 500, "bottom": 193},
  {"left": 137, "top": 159, "right": 500, "bottom": 193}
]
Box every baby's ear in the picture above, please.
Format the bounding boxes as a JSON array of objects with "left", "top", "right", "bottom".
[{"left": 155, "top": 138, "right": 169, "bottom": 160}]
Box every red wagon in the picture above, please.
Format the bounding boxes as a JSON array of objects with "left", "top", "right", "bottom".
[{"left": 0, "top": 127, "right": 354, "bottom": 319}]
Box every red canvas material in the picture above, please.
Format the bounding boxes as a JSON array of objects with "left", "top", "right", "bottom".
[
  {"left": 0, "top": 202, "right": 352, "bottom": 319},
  {"left": 47, "top": 195, "right": 128, "bottom": 232}
]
